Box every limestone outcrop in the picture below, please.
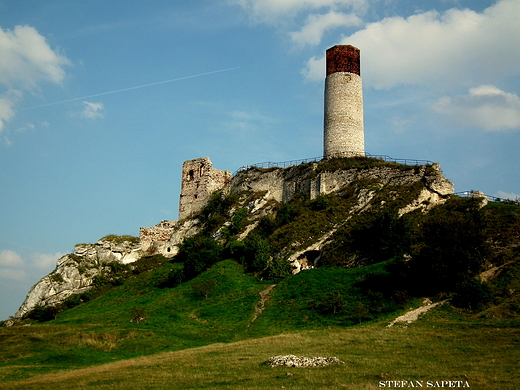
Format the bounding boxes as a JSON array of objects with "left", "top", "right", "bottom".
[
  {"left": 14, "top": 158, "right": 454, "bottom": 320},
  {"left": 14, "top": 235, "right": 141, "bottom": 319},
  {"left": 228, "top": 161, "right": 452, "bottom": 205}
]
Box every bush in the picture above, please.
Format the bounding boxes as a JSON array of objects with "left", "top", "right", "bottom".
[
  {"left": 267, "top": 256, "right": 293, "bottom": 280},
  {"left": 229, "top": 208, "right": 248, "bottom": 236},
  {"left": 159, "top": 266, "right": 185, "bottom": 288},
  {"left": 452, "top": 278, "right": 493, "bottom": 310},
  {"left": 176, "top": 236, "right": 223, "bottom": 279},
  {"left": 317, "top": 290, "right": 346, "bottom": 314},
  {"left": 350, "top": 212, "right": 412, "bottom": 264},
  {"left": 408, "top": 200, "right": 488, "bottom": 294},
  {"left": 192, "top": 279, "right": 218, "bottom": 299},
  {"left": 275, "top": 204, "right": 299, "bottom": 226},
  {"left": 26, "top": 305, "right": 59, "bottom": 322}
]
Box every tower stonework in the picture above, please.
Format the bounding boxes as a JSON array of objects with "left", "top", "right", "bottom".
[
  {"left": 178, "top": 157, "right": 232, "bottom": 220},
  {"left": 324, "top": 45, "right": 365, "bottom": 158}
]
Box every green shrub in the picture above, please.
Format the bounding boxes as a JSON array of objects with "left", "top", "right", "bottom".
[
  {"left": 408, "top": 198, "right": 489, "bottom": 294},
  {"left": 229, "top": 208, "right": 248, "bottom": 236},
  {"left": 275, "top": 204, "right": 299, "bottom": 226},
  {"left": 26, "top": 304, "right": 59, "bottom": 322},
  {"left": 192, "top": 279, "right": 218, "bottom": 299},
  {"left": 316, "top": 290, "right": 346, "bottom": 314},
  {"left": 267, "top": 256, "right": 292, "bottom": 280},
  {"left": 452, "top": 278, "right": 493, "bottom": 310},
  {"left": 176, "top": 236, "right": 224, "bottom": 279},
  {"left": 350, "top": 212, "right": 412, "bottom": 264},
  {"left": 49, "top": 273, "right": 64, "bottom": 284},
  {"left": 159, "top": 265, "right": 185, "bottom": 288}
]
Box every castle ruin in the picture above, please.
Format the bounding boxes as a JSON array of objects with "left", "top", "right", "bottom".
[
  {"left": 140, "top": 45, "right": 367, "bottom": 251},
  {"left": 178, "top": 157, "right": 232, "bottom": 220}
]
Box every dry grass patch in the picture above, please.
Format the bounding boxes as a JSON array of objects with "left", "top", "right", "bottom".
[{"left": 59, "top": 331, "right": 139, "bottom": 352}]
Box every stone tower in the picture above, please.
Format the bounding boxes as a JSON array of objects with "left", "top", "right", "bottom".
[
  {"left": 178, "top": 157, "right": 232, "bottom": 220},
  {"left": 323, "top": 45, "right": 365, "bottom": 158}
]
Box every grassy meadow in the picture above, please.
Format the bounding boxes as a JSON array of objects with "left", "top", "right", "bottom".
[{"left": 0, "top": 304, "right": 518, "bottom": 389}]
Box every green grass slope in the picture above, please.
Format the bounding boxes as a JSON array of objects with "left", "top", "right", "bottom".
[{"left": 1, "top": 305, "right": 519, "bottom": 389}]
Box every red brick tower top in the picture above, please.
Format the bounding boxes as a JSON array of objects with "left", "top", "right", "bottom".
[{"left": 326, "top": 45, "right": 360, "bottom": 76}]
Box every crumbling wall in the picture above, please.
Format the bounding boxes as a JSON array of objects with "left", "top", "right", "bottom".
[
  {"left": 139, "top": 220, "right": 177, "bottom": 255},
  {"left": 178, "top": 157, "right": 232, "bottom": 220}
]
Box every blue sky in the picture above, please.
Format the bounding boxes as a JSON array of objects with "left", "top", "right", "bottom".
[{"left": 1, "top": 0, "right": 519, "bottom": 320}]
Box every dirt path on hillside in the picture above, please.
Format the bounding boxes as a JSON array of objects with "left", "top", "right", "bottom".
[
  {"left": 387, "top": 299, "right": 448, "bottom": 327},
  {"left": 248, "top": 284, "right": 276, "bottom": 326}
]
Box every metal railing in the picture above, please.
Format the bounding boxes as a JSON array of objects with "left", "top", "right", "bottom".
[
  {"left": 233, "top": 152, "right": 435, "bottom": 176},
  {"left": 454, "top": 191, "right": 520, "bottom": 205}
]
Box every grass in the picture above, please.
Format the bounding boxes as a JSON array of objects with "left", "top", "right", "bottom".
[
  {"left": 0, "top": 305, "right": 518, "bottom": 389},
  {"left": 2, "top": 258, "right": 518, "bottom": 389}
]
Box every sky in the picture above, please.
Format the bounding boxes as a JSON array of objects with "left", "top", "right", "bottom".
[{"left": 1, "top": 0, "right": 519, "bottom": 320}]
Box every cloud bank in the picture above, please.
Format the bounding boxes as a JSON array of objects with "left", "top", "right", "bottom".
[
  {"left": 232, "top": 0, "right": 367, "bottom": 23},
  {"left": 302, "top": 0, "right": 520, "bottom": 90},
  {"left": 290, "top": 11, "right": 362, "bottom": 46},
  {"left": 0, "top": 25, "right": 70, "bottom": 132},
  {"left": 0, "top": 250, "right": 64, "bottom": 282},
  {"left": 433, "top": 85, "right": 520, "bottom": 132}
]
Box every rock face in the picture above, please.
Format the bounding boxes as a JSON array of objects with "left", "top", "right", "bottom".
[
  {"left": 143, "top": 158, "right": 454, "bottom": 266},
  {"left": 14, "top": 235, "right": 141, "bottom": 319},
  {"left": 228, "top": 161, "right": 452, "bottom": 206},
  {"left": 14, "top": 157, "right": 454, "bottom": 319},
  {"left": 225, "top": 160, "right": 453, "bottom": 272}
]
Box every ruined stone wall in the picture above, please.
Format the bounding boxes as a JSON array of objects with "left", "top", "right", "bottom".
[
  {"left": 228, "top": 163, "right": 453, "bottom": 207},
  {"left": 324, "top": 45, "right": 364, "bottom": 158},
  {"left": 178, "top": 157, "right": 232, "bottom": 220},
  {"left": 139, "top": 220, "right": 176, "bottom": 242}
]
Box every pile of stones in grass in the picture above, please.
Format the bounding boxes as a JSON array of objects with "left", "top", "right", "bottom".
[{"left": 263, "top": 355, "right": 344, "bottom": 368}]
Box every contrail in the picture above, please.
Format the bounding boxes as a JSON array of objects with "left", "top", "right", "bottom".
[{"left": 23, "top": 66, "right": 240, "bottom": 110}]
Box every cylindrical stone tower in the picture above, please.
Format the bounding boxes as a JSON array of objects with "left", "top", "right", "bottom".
[{"left": 323, "top": 45, "right": 365, "bottom": 158}]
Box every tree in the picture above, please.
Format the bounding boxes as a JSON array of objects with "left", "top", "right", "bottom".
[
  {"left": 177, "top": 236, "right": 223, "bottom": 279},
  {"left": 192, "top": 279, "right": 217, "bottom": 299},
  {"left": 408, "top": 205, "right": 488, "bottom": 294}
]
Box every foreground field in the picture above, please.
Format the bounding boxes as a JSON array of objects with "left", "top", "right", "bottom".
[{"left": 1, "top": 305, "right": 518, "bottom": 390}]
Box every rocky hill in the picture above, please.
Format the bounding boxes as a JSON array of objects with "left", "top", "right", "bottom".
[{"left": 12, "top": 156, "right": 457, "bottom": 322}]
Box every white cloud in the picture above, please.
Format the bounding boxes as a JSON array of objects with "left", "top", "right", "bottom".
[
  {"left": 0, "top": 250, "right": 24, "bottom": 267},
  {"left": 223, "top": 109, "right": 276, "bottom": 133},
  {"left": 31, "top": 252, "right": 64, "bottom": 271},
  {"left": 81, "top": 101, "right": 105, "bottom": 119},
  {"left": 0, "top": 268, "right": 27, "bottom": 281},
  {"left": 433, "top": 85, "right": 520, "bottom": 131},
  {"left": 0, "top": 94, "right": 16, "bottom": 133},
  {"left": 495, "top": 191, "right": 520, "bottom": 201},
  {"left": 0, "top": 25, "right": 70, "bottom": 89},
  {"left": 290, "top": 11, "right": 362, "bottom": 46},
  {"left": 0, "top": 25, "right": 70, "bottom": 133},
  {"left": 0, "top": 250, "right": 62, "bottom": 281},
  {"left": 302, "top": 0, "right": 520, "bottom": 89},
  {"left": 231, "top": 0, "right": 367, "bottom": 24},
  {"left": 301, "top": 55, "right": 325, "bottom": 81}
]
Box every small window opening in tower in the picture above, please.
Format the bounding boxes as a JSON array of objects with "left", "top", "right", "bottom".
[
  {"left": 199, "top": 163, "right": 205, "bottom": 176},
  {"left": 188, "top": 170, "right": 195, "bottom": 181}
]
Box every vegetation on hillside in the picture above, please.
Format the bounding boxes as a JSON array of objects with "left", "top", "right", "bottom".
[{"left": 1, "top": 157, "right": 519, "bottom": 388}]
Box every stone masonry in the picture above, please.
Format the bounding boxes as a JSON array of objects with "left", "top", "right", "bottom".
[
  {"left": 324, "top": 45, "right": 365, "bottom": 158},
  {"left": 178, "top": 157, "right": 232, "bottom": 220}
]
